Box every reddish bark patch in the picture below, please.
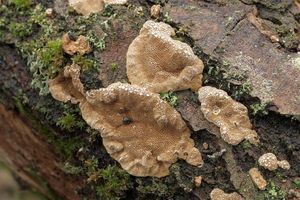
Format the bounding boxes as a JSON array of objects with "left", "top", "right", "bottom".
[{"left": 0, "top": 105, "right": 83, "bottom": 200}]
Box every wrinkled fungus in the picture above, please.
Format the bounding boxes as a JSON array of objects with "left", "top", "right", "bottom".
[
  {"left": 69, "top": 0, "right": 127, "bottom": 16},
  {"left": 210, "top": 188, "right": 244, "bottom": 200},
  {"left": 81, "top": 83, "right": 203, "bottom": 177},
  {"left": 249, "top": 167, "right": 267, "bottom": 190},
  {"left": 62, "top": 33, "right": 92, "bottom": 55},
  {"left": 49, "top": 66, "right": 203, "bottom": 177},
  {"left": 198, "top": 86, "right": 259, "bottom": 145},
  {"left": 48, "top": 64, "right": 85, "bottom": 104},
  {"left": 126, "top": 20, "right": 204, "bottom": 93},
  {"left": 258, "top": 153, "right": 290, "bottom": 171}
]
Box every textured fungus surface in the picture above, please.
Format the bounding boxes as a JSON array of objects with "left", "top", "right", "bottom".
[
  {"left": 249, "top": 168, "right": 267, "bottom": 190},
  {"left": 49, "top": 66, "right": 202, "bottom": 177},
  {"left": 81, "top": 83, "right": 203, "bottom": 177},
  {"left": 68, "top": 0, "right": 127, "bottom": 16},
  {"left": 62, "top": 34, "right": 92, "bottom": 55},
  {"left": 210, "top": 188, "right": 244, "bottom": 200},
  {"left": 198, "top": 86, "right": 259, "bottom": 145},
  {"left": 258, "top": 153, "right": 291, "bottom": 171},
  {"left": 126, "top": 20, "right": 204, "bottom": 93},
  {"left": 48, "top": 64, "right": 85, "bottom": 104}
]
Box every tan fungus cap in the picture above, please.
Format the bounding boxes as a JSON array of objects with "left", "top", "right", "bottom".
[
  {"left": 198, "top": 86, "right": 259, "bottom": 145},
  {"left": 126, "top": 20, "right": 204, "bottom": 93}
]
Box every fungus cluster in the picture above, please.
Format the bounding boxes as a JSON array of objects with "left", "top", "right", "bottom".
[
  {"left": 48, "top": 20, "right": 265, "bottom": 194},
  {"left": 198, "top": 86, "right": 259, "bottom": 145},
  {"left": 210, "top": 188, "right": 244, "bottom": 200},
  {"left": 258, "top": 153, "right": 290, "bottom": 171},
  {"left": 126, "top": 20, "right": 204, "bottom": 93},
  {"left": 49, "top": 65, "right": 203, "bottom": 177}
]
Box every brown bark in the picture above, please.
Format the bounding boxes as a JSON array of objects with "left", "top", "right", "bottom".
[{"left": 0, "top": 104, "right": 83, "bottom": 200}]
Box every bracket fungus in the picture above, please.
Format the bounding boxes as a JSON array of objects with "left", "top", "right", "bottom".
[
  {"left": 68, "top": 0, "right": 127, "bottom": 16},
  {"left": 210, "top": 188, "right": 244, "bottom": 200},
  {"left": 126, "top": 20, "right": 204, "bottom": 93},
  {"left": 258, "top": 153, "right": 291, "bottom": 171},
  {"left": 62, "top": 33, "right": 92, "bottom": 55},
  {"left": 81, "top": 83, "right": 203, "bottom": 177},
  {"left": 198, "top": 86, "right": 259, "bottom": 146},
  {"left": 249, "top": 167, "right": 267, "bottom": 190},
  {"left": 49, "top": 65, "right": 203, "bottom": 177},
  {"left": 48, "top": 64, "right": 85, "bottom": 104}
]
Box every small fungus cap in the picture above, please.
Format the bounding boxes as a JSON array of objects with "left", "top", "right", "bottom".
[
  {"left": 198, "top": 86, "right": 259, "bottom": 145},
  {"left": 80, "top": 82, "right": 203, "bottom": 177},
  {"left": 62, "top": 33, "right": 92, "bottom": 55},
  {"left": 48, "top": 64, "right": 85, "bottom": 104},
  {"left": 258, "top": 153, "right": 290, "bottom": 171},
  {"left": 210, "top": 188, "right": 244, "bottom": 200},
  {"left": 126, "top": 20, "right": 204, "bottom": 93},
  {"left": 249, "top": 167, "right": 267, "bottom": 190}
]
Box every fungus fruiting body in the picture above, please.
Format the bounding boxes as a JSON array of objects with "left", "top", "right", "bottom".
[
  {"left": 62, "top": 33, "right": 92, "bottom": 55},
  {"left": 68, "top": 0, "right": 127, "bottom": 16},
  {"left": 69, "top": 0, "right": 104, "bottom": 16},
  {"left": 194, "top": 176, "right": 202, "bottom": 187},
  {"left": 210, "top": 188, "right": 244, "bottom": 200},
  {"left": 81, "top": 83, "right": 203, "bottom": 177},
  {"left": 258, "top": 153, "right": 290, "bottom": 171},
  {"left": 249, "top": 167, "right": 267, "bottom": 190},
  {"left": 48, "top": 64, "right": 85, "bottom": 104},
  {"left": 49, "top": 66, "right": 203, "bottom": 177},
  {"left": 150, "top": 5, "right": 161, "bottom": 18},
  {"left": 126, "top": 20, "right": 204, "bottom": 93},
  {"left": 198, "top": 86, "right": 259, "bottom": 145}
]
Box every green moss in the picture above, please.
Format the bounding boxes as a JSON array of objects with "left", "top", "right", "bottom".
[
  {"left": 231, "top": 82, "right": 251, "bottom": 100},
  {"left": 41, "top": 39, "right": 64, "bottom": 68},
  {"left": 86, "top": 32, "right": 107, "bottom": 51},
  {"left": 110, "top": 62, "right": 118, "bottom": 71},
  {"left": 136, "top": 178, "right": 169, "bottom": 197},
  {"left": 264, "top": 181, "right": 285, "bottom": 200},
  {"left": 56, "top": 112, "right": 77, "bottom": 131},
  {"left": 72, "top": 54, "right": 97, "bottom": 72},
  {"left": 160, "top": 91, "right": 179, "bottom": 107},
  {"left": 0, "top": 18, "right": 8, "bottom": 28},
  {"left": 292, "top": 180, "right": 300, "bottom": 189},
  {"left": 62, "top": 162, "right": 84, "bottom": 175},
  {"left": 29, "top": 5, "right": 58, "bottom": 37},
  {"left": 13, "top": 101, "right": 84, "bottom": 159},
  {"left": 14, "top": 97, "right": 27, "bottom": 115},
  {"left": 101, "top": 4, "right": 115, "bottom": 17},
  {"left": 240, "top": 140, "right": 252, "bottom": 149},
  {"left": 10, "top": 0, "right": 32, "bottom": 10},
  {"left": 9, "top": 22, "right": 32, "bottom": 39},
  {"left": 26, "top": 39, "right": 64, "bottom": 95},
  {"left": 92, "top": 166, "right": 131, "bottom": 200},
  {"left": 250, "top": 102, "right": 269, "bottom": 116}
]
